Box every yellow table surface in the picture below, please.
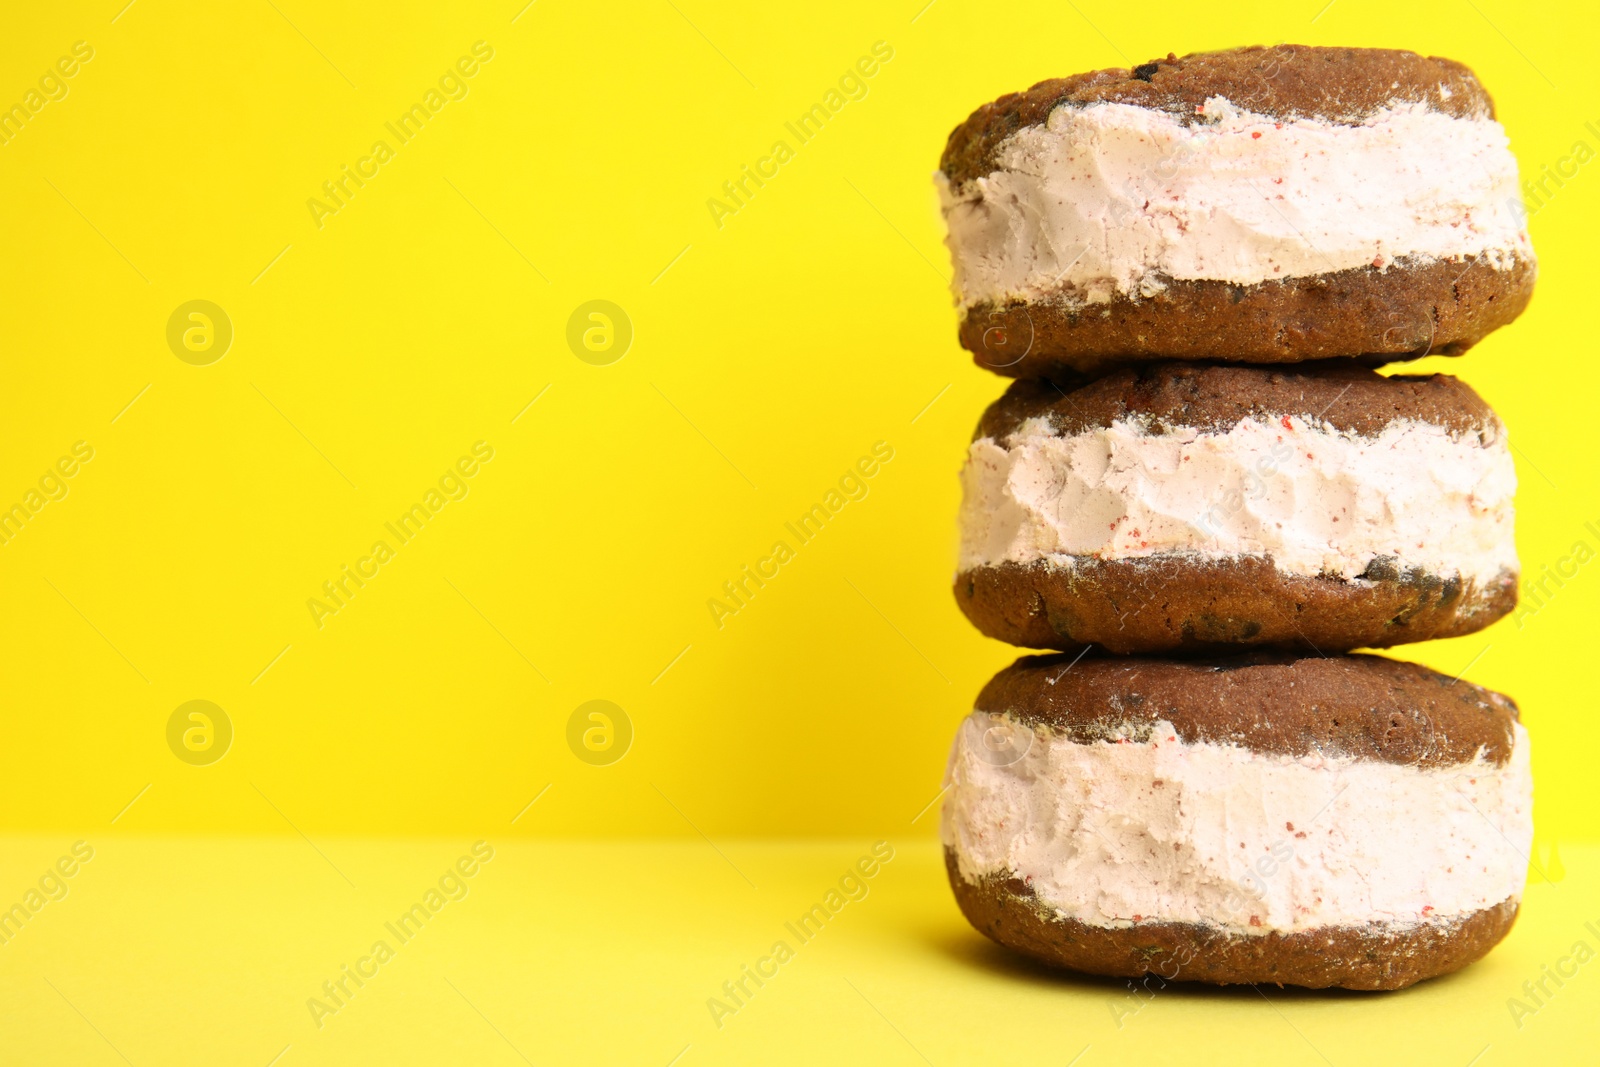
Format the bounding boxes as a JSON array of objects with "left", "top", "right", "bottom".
[{"left": 2, "top": 836, "right": 1594, "bottom": 1065}]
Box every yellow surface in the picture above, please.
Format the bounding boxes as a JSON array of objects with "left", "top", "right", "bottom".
[
  {"left": 0, "top": 837, "right": 1594, "bottom": 1065},
  {"left": 1, "top": 1, "right": 1597, "bottom": 1062}
]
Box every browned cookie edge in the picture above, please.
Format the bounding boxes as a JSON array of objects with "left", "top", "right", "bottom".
[
  {"left": 956, "top": 557, "right": 1517, "bottom": 659},
  {"left": 946, "top": 849, "right": 1519, "bottom": 990},
  {"left": 968, "top": 645, "right": 1520, "bottom": 768},
  {"left": 959, "top": 256, "right": 1536, "bottom": 378},
  {"left": 974, "top": 360, "right": 1500, "bottom": 441}
]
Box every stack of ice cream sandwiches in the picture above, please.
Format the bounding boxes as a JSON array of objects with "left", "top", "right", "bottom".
[{"left": 934, "top": 45, "right": 1535, "bottom": 989}]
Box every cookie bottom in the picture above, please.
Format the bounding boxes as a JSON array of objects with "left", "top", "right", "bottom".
[
  {"left": 958, "top": 256, "right": 1536, "bottom": 379},
  {"left": 956, "top": 556, "right": 1517, "bottom": 654},
  {"left": 946, "top": 850, "right": 1519, "bottom": 990}
]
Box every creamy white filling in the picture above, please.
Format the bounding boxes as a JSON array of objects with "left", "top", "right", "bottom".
[
  {"left": 958, "top": 414, "right": 1517, "bottom": 587},
  {"left": 937, "top": 97, "right": 1534, "bottom": 309},
  {"left": 942, "top": 712, "right": 1532, "bottom": 934}
]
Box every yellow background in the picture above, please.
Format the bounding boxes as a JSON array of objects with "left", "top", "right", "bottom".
[{"left": 1, "top": 0, "right": 1597, "bottom": 1062}]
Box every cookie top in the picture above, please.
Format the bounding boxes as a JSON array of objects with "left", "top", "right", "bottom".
[
  {"left": 974, "top": 361, "right": 1497, "bottom": 442},
  {"left": 976, "top": 652, "right": 1519, "bottom": 768},
  {"left": 941, "top": 45, "right": 1494, "bottom": 186}
]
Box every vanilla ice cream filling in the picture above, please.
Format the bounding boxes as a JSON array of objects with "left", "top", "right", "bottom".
[
  {"left": 937, "top": 98, "right": 1533, "bottom": 309},
  {"left": 959, "top": 414, "right": 1517, "bottom": 587},
  {"left": 943, "top": 712, "right": 1532, "bottom": 934}
]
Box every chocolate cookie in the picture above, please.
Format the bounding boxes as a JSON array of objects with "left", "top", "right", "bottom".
[
  {"left": 936, "top": 45, "right": 1536, "bottom": 377},
  {"left": 942, "top": 652, "right": 1532, "bottom": 989},
  {"left": 956, "top": 362, "right": 1517, "bottom": 653}
]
